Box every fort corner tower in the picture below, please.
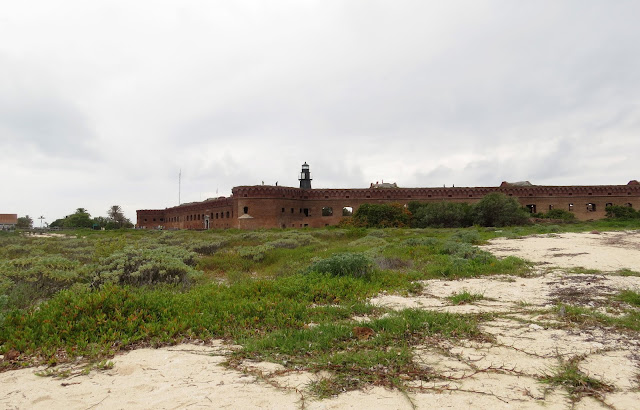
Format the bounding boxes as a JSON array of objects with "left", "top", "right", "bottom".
[{"left": 299, "top": 162, "right": 312, "bottom": 189}]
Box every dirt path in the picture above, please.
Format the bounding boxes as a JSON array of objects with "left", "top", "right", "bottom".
[{"left": 2, "top": 231, "right": 639, "bottom": 409}]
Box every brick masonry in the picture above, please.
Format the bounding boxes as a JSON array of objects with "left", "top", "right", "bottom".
[{"left": 137, "top": 181, "right": 640, "bottom": 230}]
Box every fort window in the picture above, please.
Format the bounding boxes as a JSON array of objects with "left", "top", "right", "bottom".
[
  {"left": 153, "top": 218, "right": 156, "bottom": 221},
  {"left": 198, "top": 214, "right": 201, "bottom": 220},
  {"left": 526, "top": 204, "right": 536, "bottom": 213},
  {"left": 346, "top": 195, "right": 350, "bottom": 198},
  {"left": 304, "top": 224, "right": 308, "bottom": 227},
  {"left": 322, "top": 207, "right": 333, "bottom": 217},
  {"left": 569, "top": 203, "right": 574, "bottom": 211},
  {"left": 243, "top": 194, "right": 247, "bottom": 197},
  {"left": 303, "top": 208, "right": 309, "bottom": 217},
  {"left": 216, "top": 213, "right": 218, "bottom": 219},
  {"left": 144, "top": 218, "right": 147, "bottom": 222},
  {"left": 291, "top": 208, "right": 294, "bottom": 213},
  {"left": 569, "top": 193, "right": 573, "bottom": 196},
  {"left": 608, "top": 193, "right": 612, "bottom": 195},
  {"left": 299, "top": 208, "right": 302, "bottom": 214},
  {"left": 160, "top": 218, "right": 164, "bottom": 222},
  {"left": 220, "top": 213, "right": 223, "bottom": 219},
  {"left": 226, "top": 211, "right": 230, "bottom": 218},
  {"left": 243, "top": 206, "right": 248, "bottom": 214},
  {"left": 366, "top": 195, "right": 371, "bottom": 198},
  {"left": 588, "top": 193, "right": 592, "bottom": 195},
  {"left": 211, "top": 213, "right": 213, "bottom": 218},
  {"left": 587, "top": 203, "right": 596, "bottom": 212},
  {"left": 282, "top": 208, "right": 285, "bottom": 213},
  {"left": 342, "top": 207, "right": 353, "bottom": 216},
  {"left": 626, "top": 203, "right": 633, "bottom": 208},
  {"left": 325, "top": 196, "right": 328, "bottom": 199},
  {"left": 428, "top": 195, "right": 432, "bottom": 197}
]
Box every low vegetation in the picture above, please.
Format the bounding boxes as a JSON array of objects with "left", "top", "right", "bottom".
[
  {"left": 541, "top": 356, "right": 614, "bottom": 402},
  {"left": 446, "top": 290, "right": 485, "bottom": 305},
  {"left": 1, "top": 218, "right": 640, "bottom": 399}
]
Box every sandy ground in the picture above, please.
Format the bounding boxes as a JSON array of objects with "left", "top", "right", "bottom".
[{"left": 2, "top": 230, "right": 640, "bottom": 409}]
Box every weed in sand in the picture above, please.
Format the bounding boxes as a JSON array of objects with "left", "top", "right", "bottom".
[
  {"left": 541, "top": 356, "right": 614, "bottom": 402},
  {"left": 446, "top": 290, "right": 485, "bottom": 305}
]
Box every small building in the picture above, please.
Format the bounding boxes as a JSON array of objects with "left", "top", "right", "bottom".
[{"left": 0, "top": 214, "right": 18, "bottom": 230}]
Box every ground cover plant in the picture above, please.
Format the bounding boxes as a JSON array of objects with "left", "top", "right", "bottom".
[
  {"left": 541, "top": 356, "right": 614, "bottom": 402},
  {"left": 1, "top": 221, "right": 639, "bottom": 400}
]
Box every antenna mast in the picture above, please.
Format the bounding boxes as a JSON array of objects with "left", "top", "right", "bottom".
[{"left": 179, "top": 169, "right": 181, "bottom": 205}]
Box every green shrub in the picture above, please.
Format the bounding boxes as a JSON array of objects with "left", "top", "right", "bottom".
[
  {"left": 606, "top": 205, "right": 639, "bottom": 219},
  {"left": 472, "top": 193, "right": 531, "bottom": 227},
  {"left": 441, "top": 241, "right": 492, "bottom": 262},
  {"left": 91, "top": 246, "right": 200, "bottom": 287},
  {"left": 450, "top": 230, "right": 481, "bottom": 244},
  {"left": 409, "top": 201, "right": 474, "bottom": 228},
  {"left": 237, "top": 244, "right": 274, "bottom": 261},
  {"left": 0, "top": 256, "right": 88, "bottom": 303},
  {"left": 189, "top": 240, "right": 228, "bottom": 255},
  {"left": 402, "top": 237, "right": 439, "bottom": 247},
  {"left": 306, "top": 253, "right": 374, "bottom": 278},
  {"left": 544, "top": 209, "right": 577, "bottom": 221},
  {"left": 352, "top": 203, "right": 411, "bottom": 228}
]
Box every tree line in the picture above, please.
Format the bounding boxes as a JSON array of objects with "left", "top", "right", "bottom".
[{"left": 16, "top": 206, "right": 134, "bottom": 230}]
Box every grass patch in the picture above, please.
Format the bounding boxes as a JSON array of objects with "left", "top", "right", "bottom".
[
  {"left": 555, "top": 304, "right": 640, "bottom": 332},
  {"left": 568, "top": 267, "right": 603, "bottom": 275},
  {"left": 617, "top": 268, "right": 640, "bottom": 277},
  {"left": 616, "top": 290, "right": 640, "bottom": 307},
  {"left": 447, "top": 290, "right": 484, "bottom": 305}
]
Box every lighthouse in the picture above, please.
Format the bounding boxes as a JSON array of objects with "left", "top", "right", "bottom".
[{"left": 299, "top": 162, "right": 312, "bottom": 189}]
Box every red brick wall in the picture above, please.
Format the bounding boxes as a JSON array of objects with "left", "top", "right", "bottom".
[{"left": 137, "top": 182, "right": 640, "bottom": 230}]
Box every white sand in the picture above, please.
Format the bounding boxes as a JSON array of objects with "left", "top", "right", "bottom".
[{"left": 2, "top": 230, "right": 640, "bottom": 409}]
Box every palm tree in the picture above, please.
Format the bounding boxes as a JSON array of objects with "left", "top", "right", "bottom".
[{"left": 108, "top": 205, "right": 125, "bottom": 227}]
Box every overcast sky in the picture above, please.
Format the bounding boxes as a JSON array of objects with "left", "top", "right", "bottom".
[{"left": 1, "top": 1, "right": 639, "bottom": 224}]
